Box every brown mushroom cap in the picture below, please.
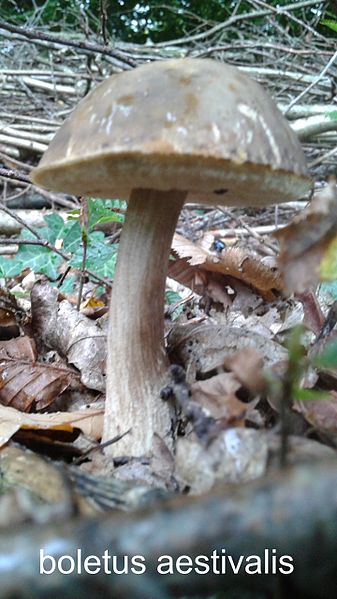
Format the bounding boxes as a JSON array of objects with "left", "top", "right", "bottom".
[{"left": 32, "top": 58, "right": 310, "bottom": 205}]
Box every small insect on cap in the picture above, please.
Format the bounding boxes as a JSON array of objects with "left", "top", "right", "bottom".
[{"left": 32, "top": 58, "right": 310, "bottom": 206}]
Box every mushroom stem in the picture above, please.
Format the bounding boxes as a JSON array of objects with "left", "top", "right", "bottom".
[{"left": 103, "top": 188, "right": 187, "bottom": 457}]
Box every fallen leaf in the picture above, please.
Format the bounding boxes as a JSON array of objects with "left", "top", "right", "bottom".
[
  {"left": 172, "top": 233, "right": 282, "bottom": 299},
  {"left": 0, "top": 403, "right": 103, "bottom": 447},
  {"left": 224, "top": 347, "right": 266, "bottom": 394},
  {"left": 168, "top": 323, "right": 288, "bottom": 380},
  {"left": 295, "top": 290, "right": 325, "bottom": 335},
  {"left": 0, "top": 288, "right": 22, "bottom": 339},
  {"left": 0, "top": 338, "right": 77, "bottom": 411},
  {"left": 294, "top": 391, "right": 337, "bottom": 439},
  {"left": 168, "top": 255, "right": 232, "bottom": 307},
  {"left": 276, "top": 181, "right": 337, "bottom": 292},
  {"left": 191, "top": 373, "right": 246, "bottom": 427}
]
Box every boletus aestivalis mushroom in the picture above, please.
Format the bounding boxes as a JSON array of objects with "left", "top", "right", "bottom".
[{"left": 32, "top": 59, "right": 311, "bottom": 458}]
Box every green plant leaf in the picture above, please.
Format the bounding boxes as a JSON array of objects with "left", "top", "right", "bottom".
[
  {"left": 57, "top": 275, "right": 77, "bottom": 294},
  {"left": 321, "top": 19, "right": 337, "bottom": 33},
  {"left": 41, "top": 213, "right": 67, "bottom": 244},
  {"left": 320, "top": 281, "right": 337, "bottom": 300},
  {"left": 88, "top": 198, "right": 125, "bottom": 228},
  {"left": 326, "top": 110, "right": 337, "bottom": 121},
  {"left": 0, "top": 243, "right": 62, "bottom": 280},
  {"left": 320, "top": 235, "right": 337, "bottom": 280},
  {"left": 0, "top": 255, "right": 26, "bottom": 278},
  {"left": 313, "top": 338, "right": 337, "bottom": 369},
  {"left": 70, "top": 232, "right": 118, "bottom": 279},
  {"left": 165, "top": 289, "right": 184, "bottom": 319},
  {"left": 0, "top": 209, "right": 119, "bottom": 283},
  {"left": 293, "top": 387, "right": 330, "bottom": 401},
  {"left": 62, "top": 221, "right": 82, "bottom": 253}
]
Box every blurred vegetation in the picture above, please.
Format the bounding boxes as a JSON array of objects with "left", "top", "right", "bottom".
[{"left": 0, "top": 0, "right": 335, "bottom": 43}]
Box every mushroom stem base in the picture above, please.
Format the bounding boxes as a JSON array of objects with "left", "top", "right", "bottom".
[{"left": 103, "top": 188, "right": 186, "bottom": 457}]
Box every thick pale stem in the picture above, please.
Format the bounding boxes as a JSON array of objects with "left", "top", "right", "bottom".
[{"left": 103, "top": 189, "right": 186, "bottom": 457}]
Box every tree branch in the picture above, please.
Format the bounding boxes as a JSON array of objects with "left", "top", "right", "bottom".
[
  {"left": 0, "top": 460, "right": 336, "bottom": 597},
  {"left": 0, "top": 20, "right": 137, "bottom": 69}
]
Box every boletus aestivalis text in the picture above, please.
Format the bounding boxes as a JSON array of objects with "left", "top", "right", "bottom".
[{"left": 32, "top": 59, "right": 311, "bottom": 458}]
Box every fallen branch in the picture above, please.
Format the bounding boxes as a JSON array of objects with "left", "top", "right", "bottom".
[
  {"left": 291, "top": 114, "right": 337, "bottom": 140},
  {"left": 0, "top": 460, "right": 336, "bottom": 598},
  {"left": 0, "top": 133, "right": 48, "bottom": 153}
]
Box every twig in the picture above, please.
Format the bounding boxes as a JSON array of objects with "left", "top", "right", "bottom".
[
  {"left": 0, "top": 132, "right": 47, "bottom": 153},
  {"left": 0, "top": 238, "right": 51, "bottom": 246},
  {"left": 308, "top": 145, "right": 337, "bottom": 167},
  {"left": 0, "top": 20, "right": 137, "bottom": 68},
  {"left": 20, "top": 75, "right": 78, "bottom": 96},
  {"left": 216, "top": 206, "right": 278, "bottom": 252},
  {"left": 239, "top": 66, "right": 332, "bottom": 87},
  {"left": 0, "top": 167, "right": 32, "bottom": 185},
  {"left": 0, "top": 151, "right": 37, "bottom": 172},
  {"left": 0, "top": 112, "right": 62, "bottom": 126},
  {"left": 77, "top": 199, "right": 89, "bottom": 311},
  {"left": 153, "top": 0, "right": 326, "bottom": 47},
  {"left": 284, "top": 48, "right": 337, "bottom": 114},
  {"left": 291, "top": 114, "right": 337, "bottom": 140}
]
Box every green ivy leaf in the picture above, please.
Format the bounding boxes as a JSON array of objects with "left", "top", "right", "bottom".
[
  {"left": 0, "top": 254, "right": 26, "bottom": 278},
  {"left": 57, "top": 275, "right": 77, "bottom": 294},
  {"left": 41, "top": 213, "right": 66, "bottom": 244},
  {"left": 0, "top": 210, "right": 120, "bottom": 283},
  {"left": 88, "top": 198, "right": 125, "bottom": 228},
  {"left": 2, "top": 243, "right": 62, "bottom": 280},
  {"left": 70, "top": 232, "right": 118, "bottom": 279},
  {"left": 165, "top": 289, "right": 184, "bottom": 320},
  {"left": 62, "top": 221, "right": 82, "bottom": 253}
]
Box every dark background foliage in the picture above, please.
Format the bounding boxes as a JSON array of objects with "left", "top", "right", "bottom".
[{"left": 0, "top": 0, "right": 335, "bottom": 43}]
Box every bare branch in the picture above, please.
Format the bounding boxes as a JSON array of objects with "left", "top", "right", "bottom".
[
  {"left": 284, "top": 49, "right": 337, "bottom": 114},
  {"left": 153, "top": 0, "right": 327, "bottom": 47},
  {"left": 0, "top": 20, "right": 137, "bottom": 68}
]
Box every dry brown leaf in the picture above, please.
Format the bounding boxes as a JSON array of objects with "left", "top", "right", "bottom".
[
  {"left": 276, "top": 181, "right": 337, "bottom": 292},
  {"left": 172, "top": 233, "right": 282, "bottom": 299},
  {"left": 0, "top": 338, "right": 77, "bottom": 411},
  {"left": 168, "top": 255, "right": 232, "bottom": 307},
  {"left": 224, "top": 347, "right": 266, "bottom": 394},
  {"left": 0, "top": 336, "right": 37, "bottom": 361},
  {"left": 0, "top": 403, "right": 103, "bottom": 447},
  {"left": 294, "top": 391, "right": 337, "bottom": 438},
  {"left": 31, "top": 283, "right": 106, "bottom": 392},
  {"left": 229, "top": 279, "right": 264, "bottom": 314},
  {"left": 0, "top": 288, "right": 22, "bottom": 340},
  {"left": 168, "top": 323, "right": 288, "bottom": 381},
  {"left": 295, "top": 290, "right": 325, "bottom": 335},
  {"left": 191, "top": 373, "right": 246, "bottom": 427}
]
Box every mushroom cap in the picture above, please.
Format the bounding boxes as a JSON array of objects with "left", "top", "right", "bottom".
[{"left": 32, "top": 58, "right": 310, "bottom": 206}]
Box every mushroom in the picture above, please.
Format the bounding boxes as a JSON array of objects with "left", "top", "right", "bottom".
[{"left": 31, "top": 58, "right": 311, "bottom": 458}]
